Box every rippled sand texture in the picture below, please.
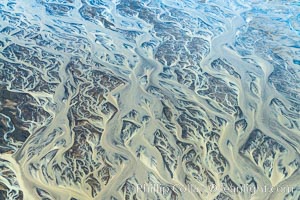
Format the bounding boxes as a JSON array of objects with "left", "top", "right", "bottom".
[{"left": 0, "top": 0, "right": 300, "bottom": 199}]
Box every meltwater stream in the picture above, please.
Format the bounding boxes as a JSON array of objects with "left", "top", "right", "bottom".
[{"left": 0, "top": 0, "right": 299, "bottom": 199}]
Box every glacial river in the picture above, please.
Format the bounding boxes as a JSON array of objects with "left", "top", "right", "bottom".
[{"left": 0, "top": 0, "right": 299, "bottom": 199}]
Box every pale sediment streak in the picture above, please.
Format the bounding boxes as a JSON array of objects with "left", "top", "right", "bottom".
[{"left": 0, "top": 0, "right": 299, "bottom": 200}]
